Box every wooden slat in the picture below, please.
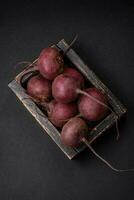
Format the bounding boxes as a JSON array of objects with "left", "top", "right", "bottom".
[
  {"left": 8, "top": 39, "right": 127, "bottom": 159},
  {"left": 57, "top": 39, "right": 127, "bottom": 117},
  {"left": 88, "top": 112, "right": 117, "bottom": 144},
  {"left": 8, "top": 80, "right": 80, "bottom": 160}
]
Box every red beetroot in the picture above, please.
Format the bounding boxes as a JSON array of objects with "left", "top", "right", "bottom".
[
  {"left": 64, "top": 67, "right": 84, "bottom": 88},
  {"left": 46, "top": 99, "right": 57, "bottom": 114},
  {"left": 78, "top": 88, "right": 108, "bottom": 121},
  {"left": 61, "top": 117, "right": 88, "bottom": 147},
  {"left": 47, "top": 100, "right": 78, "bottom": 128},
  {"left": 52, "top": 74, "right": 82, "bottom": 103},
  {"left": 60, "top": 116, "right": 134, "bottom": 172},
  {"left": 27, "top": 75, "right": 52, "bottom": 103},
  {"left": 38, "top": 47, "right": 64, "bottom": 80}
]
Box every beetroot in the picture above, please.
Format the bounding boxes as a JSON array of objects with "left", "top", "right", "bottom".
[
  {"left": 27, "top": 74, "right": 52, "bottom": 103},
  {"left": 47, "top": 100, "right": 78, "bottom": 128},
  {"left": 38, "top": 47, "right": 64, "bottom": 80},
  {"left": 78, "top": 88, "right": 108, "bottom": 121},
  {"left": 64, "top": 67, "right": 84, "bottom": 88},
  {"left": 46, "top": 99, "right": 57, "bottom": 115},
  {"left": 60, "top": 117, "right": 134, "bottom": 172},
  {"left": 52, "top": 74, "right": 82, "bottom": 103},
  {"left": 61, "top": 117, "right": 88, "bottom": 147}
]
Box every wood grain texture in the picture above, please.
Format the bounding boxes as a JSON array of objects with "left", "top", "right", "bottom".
[
  {"left": 8, "top": 80, "right": 85, "bottom": 160},
  {"left": 8, "top": 39, "right": 127, "bottom": 159},
  {"left": 57, "top": 39, "right": 127, "bottom": 117}
]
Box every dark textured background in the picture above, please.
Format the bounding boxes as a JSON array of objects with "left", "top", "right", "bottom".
[{"left": 0, "top": 1, "right": 134, "bottom": 199}]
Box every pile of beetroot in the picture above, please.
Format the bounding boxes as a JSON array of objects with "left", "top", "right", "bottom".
[
  {"left": 24, "top": 47, "right": 109, "bottom": 147},
  {"left": 20, "top": 46, "right": 134, "bottom": 172}
]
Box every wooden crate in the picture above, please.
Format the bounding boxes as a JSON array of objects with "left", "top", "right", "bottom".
[{"left": 8, "top": 39, "right": 127, "bottom": 159}]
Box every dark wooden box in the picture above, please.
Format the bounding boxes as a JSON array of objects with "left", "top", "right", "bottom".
[{"left": 8, "top": 39, "right": 127, "bottom": 159}]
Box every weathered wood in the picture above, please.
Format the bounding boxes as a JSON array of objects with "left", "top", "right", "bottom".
[
  {"left": 57, "top": 39, "right": 127, "bottom": 118},
  {"left": 88, "top": 112, "right": 118, "bottom": 143},
  {"left": 8, "top": 39, "right": 127, "bottom": 159},
  {"left": 8, "top": 80, "right": 85, "bottom": 159}
]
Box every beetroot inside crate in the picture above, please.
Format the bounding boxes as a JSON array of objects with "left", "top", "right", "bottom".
[
  {"left": 9, "top": 39, "right": 126, "bottom": 159},
  {"left": 19, "top": 53, "right": 110, "bottom": 140}
]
